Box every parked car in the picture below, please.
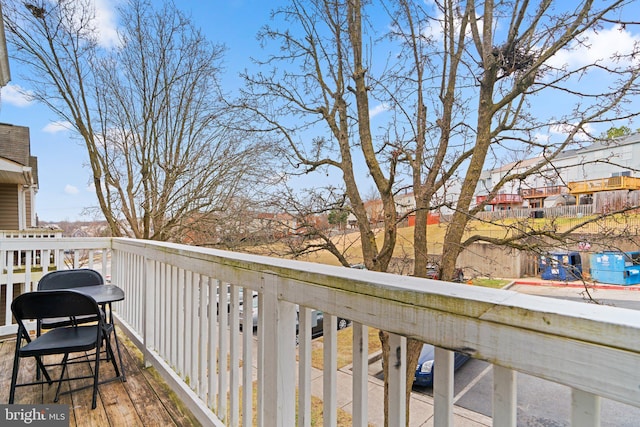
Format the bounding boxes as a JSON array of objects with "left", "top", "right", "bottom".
[
  {"left": 239, "top": 293, "right": 350, "bottom": 336},
  {"left": 238, "top": 292, "right": 258, "bottom": 330},
  {"left": 425, "top": 265, "right": 465, "bottom": 283},
  {"left": 413, "top": 344, "right": 470, "bottom": 387},
  {"left": 297, "top": 309, "right": 350, "bottom": 338}
]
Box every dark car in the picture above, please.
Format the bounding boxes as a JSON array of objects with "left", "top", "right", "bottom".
[
  {"left": 413, "top": 343, "right": 470, "bottom": 387},
  {"left": 425, "top": 265, "right": 465, "bottom": 283},
  {"left": 297, "top": 309, "right": 350, "bottom": 339}
]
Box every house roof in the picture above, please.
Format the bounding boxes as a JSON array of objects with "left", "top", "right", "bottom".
[
  {"left": 556, "top": 132, "right": 640, "bottom": 160},
  {"left": 0, "top": 156, "right": 33, "bottom": 185},
  {"left": 486, "top": 132, "right": 640, "bottom": 173}
]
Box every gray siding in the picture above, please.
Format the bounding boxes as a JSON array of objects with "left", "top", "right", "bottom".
[{"left": 0, "top": 183, "right": 18, "bottom": 229}]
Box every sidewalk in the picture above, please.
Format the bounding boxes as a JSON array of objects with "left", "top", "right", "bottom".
[{"left": 309, "top": 358, "right": 492, "bottom": 426}]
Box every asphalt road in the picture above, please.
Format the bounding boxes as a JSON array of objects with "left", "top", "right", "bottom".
[{"left": 406, "top": 283, "right": 640, "bottom": 426}]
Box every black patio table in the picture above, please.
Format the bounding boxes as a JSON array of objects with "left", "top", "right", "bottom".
[{"left": 70, "top": 284, "right": 124, "bottom": 307}]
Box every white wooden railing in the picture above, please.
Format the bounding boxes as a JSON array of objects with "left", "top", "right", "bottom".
[
  {"left": 475, "top": 204, "right": 595, "bottom": 221},
  {"left": 2, "top": 236, "right": 640, "bottom": 427}
]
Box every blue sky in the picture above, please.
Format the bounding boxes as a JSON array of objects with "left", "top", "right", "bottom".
[
  {"left": 0, "top": 0, "right": 282, "bottom": 222},
  {"left": 1, "top": 0, "right": 639, "bottom": 222}
]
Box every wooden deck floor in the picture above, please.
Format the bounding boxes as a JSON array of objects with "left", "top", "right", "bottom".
[{"left": 0, "top": 328, "right": 201, "bottom": 427}]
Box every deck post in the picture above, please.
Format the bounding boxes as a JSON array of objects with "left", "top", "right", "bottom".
[{"left": 262, "top": 272, "right": 296, "bottom": 426}]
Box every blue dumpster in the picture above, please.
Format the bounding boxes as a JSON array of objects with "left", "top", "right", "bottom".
[
  {"left": 539, "top": 251, "right": 582, "bottom": 281},
  {"left": 590, "top": 251, "right": 640, "bottom": 286}
]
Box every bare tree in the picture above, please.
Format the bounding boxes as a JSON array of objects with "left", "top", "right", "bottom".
[
  {"left": 239, "top": 0, "right": 400, "bottom": 274},
  {"left": 437, "top": 0, "right": 640, "bottom": 282},
  {"left": 239, "top": 0, "right": 640, "bottom": 424},
  {"left": 4, "top": 0, "right": 269, "bottom": 240}
]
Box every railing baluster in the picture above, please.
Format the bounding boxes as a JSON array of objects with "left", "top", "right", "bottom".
[
  {"left": 572, "top": 388, "right": 600, "bottom": 427},
  {"left": 257, "top": 290, "right": 264, "bottom": 427},
  {"left": 352, "top": 322, "right": 368, "bottom": 427},
  {"left": 387, "top": 333, "right": 406, "bottom": 426},
  {"left": 143, "top": 258, "right": 156, "bottom": 368},
  {"left": 298, "top": 307, "right": 312, "bottom": 427},
  {"left": 218, "top": 281, "right": 229, "bottom": 421},
  {"left": 208, "top": 278, "right": 219, "bottom": 410},
  {"left": 178, "top": 267, "right": 187, "bottom": 378},
  {"left": 4, "top": 251, "right": 14, "bottom": 327},
  {"left": 229, "top": 284, "right": 240, "bottom": 426},
  {"left": 198, "top": 275, "right": 208, "bottom": 401},
  {"left": 43, "top": 249, "right": 51, "bottom": 275},
  {"left": 434, "top": 346, "right": 454, "bottom": 427},
  {"left": 136, "top": 252, "right": 144, "bottom": 331},
  {"left": 24, "top": 250, "right": 32, "bottom": 292},
  {"left": 163, "top": 263, "right": 170, "bottom": 363},
  {"left": 168, "top": 265, "right": 182, "bottom": 368},
  {"left": 493, "top": 365, "right": 517, "bottom": 427},
  {"left": 153, "top": 261, "right": 159, "bottom": 355},
  {"left": 242, "top": 287, "right": 254, "bottom": 427},
  {"left": 323, "top": 314, "right": 337, "bottom": 427},
  {"left": 187, "top": 271, "right": 196, "bottom": 388}
]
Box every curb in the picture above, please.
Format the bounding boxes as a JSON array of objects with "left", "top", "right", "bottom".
[{"left": 511, "top": 279, "right": 640, "bottom": 291}]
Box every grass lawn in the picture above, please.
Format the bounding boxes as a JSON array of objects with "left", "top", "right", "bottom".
[
  {"left": 467, "top": 277, "right": 512, "bottom": 288},
  {"left": 309, "top": 325, "right": 382, "bottom": 370},
  {"left": 239, "top": 382, "right": 355, "bottom": 426}
]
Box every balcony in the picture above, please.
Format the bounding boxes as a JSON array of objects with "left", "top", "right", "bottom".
[
  {"left": 568, "top": 176, "right": 640, "bottom": 195},
  {"left": 520, "top": 185, "right": 567, "bottom": 199},
  {"left": 475, "top": 193, "right": 523, "bottom": 205},
  {"left": 2, "top": 236, "right": 640, "bottom": 426}
]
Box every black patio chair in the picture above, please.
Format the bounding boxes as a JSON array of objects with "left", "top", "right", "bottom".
[
  {"left": 35, "top": 269, "right": 107, "bottom": 381},
  {"left": 9, "top": 290, "right": 121, "bottom": 409},
  {"left": 37, "top": 268, "right": 105, "bottom": 331}
]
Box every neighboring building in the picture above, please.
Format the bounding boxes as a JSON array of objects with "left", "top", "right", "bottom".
[
  {"left": 0, "top": 124, "right": 38, "bottom": 229},
  {"left": 395, "top": 191, "right": 416, "bottom": 217},
  {"left": 345, "top": 191, "right": 441, "bottom": 229},
  {"left": 475, "top": 132, "right": 640, "bottom": 210}
]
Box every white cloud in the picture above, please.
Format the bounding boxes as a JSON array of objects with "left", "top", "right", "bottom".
[
  {"left": 65, "top": 185, "right": 79, "bottom": 195},
  {"left": 1, "top": 84, "right": 34, "bottom": 107},
  {"left": 549, "top": 25, "right": 640, "bottom": 69},
  {"left": 87, "top": 182, "right": 96, "bottom": 192},
  {"left": 369, "top": 103, "right": 389, "bottom": 118},
  {"left": 549, "top": 122, "right": 595, "bottom": 142},
  {"left": 533, "top": 132, "right": 551, "bottom": 144},
  {"left": 417, "top": 1, "right": 480, "bottom": 45},
  {"left": 66, "top": 0, "right": 120, "bottom": 49},
  {"left": 43, "top": 121, "right": 72, "bottom": 134},
  {"left": 94, "top": 0, "right": 121, "bottom": 48}
]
